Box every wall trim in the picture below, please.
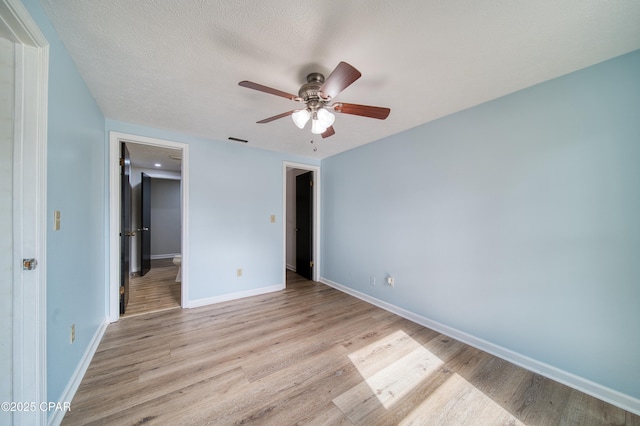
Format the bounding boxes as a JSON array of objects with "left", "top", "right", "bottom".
[
  {"left": 150, "top": 253, "right": 180, "bottom": 260},
  {"left": 48, "top": 320, "right": 108, "bottom": 426},
  {"left": 319, "top": 276, "right": 640, "bottom": 416},
  {"left": 186, "top": 284, "right": 285, "bottom": 309}
]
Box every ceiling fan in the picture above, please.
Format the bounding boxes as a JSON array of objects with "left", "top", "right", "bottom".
[{"left": 238, "top": 62, "right": 390, "bottom": 138}]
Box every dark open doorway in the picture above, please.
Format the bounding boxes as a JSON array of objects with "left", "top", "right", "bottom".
[
  {"left": 295, "top": 171, "right": 313, "bottom": 280},
  {"left": 285, "top": 164, "right": 319, "bottom": 283}
]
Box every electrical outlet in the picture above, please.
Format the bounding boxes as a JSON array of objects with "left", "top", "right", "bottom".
[
  {"left": 387, "top": 276, "right": 395, "bottom": 287},
  {"left": 237, "top": 268, "right": 242, "bottom": 277},
  {"left": 70, "top": 324, "right": 75, "bottom": 344}
]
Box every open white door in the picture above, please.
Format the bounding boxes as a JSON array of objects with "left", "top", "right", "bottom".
[{"left": 1, "top": 0, "right": 49, "bottom": 424}]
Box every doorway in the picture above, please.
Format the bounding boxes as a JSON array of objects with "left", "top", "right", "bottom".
[
  {"left": 124, "top": 171, "right": 182, "bottom": 317},
  {"left": 109, "top": 132, "right": 189, "bottom": 322},
  {"left": 284, "top": 162, "right": 320, "bottom": 284}
]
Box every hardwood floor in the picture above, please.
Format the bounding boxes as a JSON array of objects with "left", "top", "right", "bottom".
[
  {"left": 123, "top": 259, "right": 181, "bottom": 317},
  {"left": 63, "top": 272, "right": 639, "bottom": 425}
]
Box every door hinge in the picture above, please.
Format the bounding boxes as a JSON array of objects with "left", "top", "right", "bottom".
[
  {"left": 310, "top": 180, "right": 314, "bottom": 187},
  {"left": 119, "top": 286, "right": 125, "bottom": 295},
  {"left": 23, "top": 258, "right": 38, "bottom": 270},
  {"left": 310, "top": 261, "right": 314, "bottom": 268},
  {"left": 119, "top": 158, "right": 125, "bottom": 166}
]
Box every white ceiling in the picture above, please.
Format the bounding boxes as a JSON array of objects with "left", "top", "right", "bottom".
[
  {"left": 125, "top": 143, "right": 182, "bottom": 172},
  {"left": 40, "top": 0, "right": 640, "bottom": 159}
]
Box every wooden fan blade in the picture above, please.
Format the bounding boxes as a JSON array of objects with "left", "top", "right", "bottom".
[
  {"left": 321, "top": 126, "right": 335, "bottom": 138},
  {"left": 319, "top": 62, "right": 361, "bottom": 100},
  {"left": 239, "top": 81, "right": 299, "bottom": 101},
  {"left": 256, "top": 110, "right": 295, "bottom": 123},
  {"left": 333, "top": 102, "right": 390, "bottom": 120}
]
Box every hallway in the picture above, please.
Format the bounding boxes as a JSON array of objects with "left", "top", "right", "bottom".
[{"left": 123, "top": 259, "right": 181, "bottom": 317}]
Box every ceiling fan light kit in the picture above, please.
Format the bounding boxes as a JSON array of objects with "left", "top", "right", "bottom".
[
  {"left": 291, "top": 109, "right": 310, "bottom": 129},
  {"left": 316, "top": 108, "right": 336, "bottom": 127},
  {"left": 299, "top": 108, "right": 335, "bottom": 134},
  {"left": 239, "top": 62, "right": 390, "bottom": 139}
]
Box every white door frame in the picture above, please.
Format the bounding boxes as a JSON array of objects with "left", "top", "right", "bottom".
[
  {"left": 108, "top": 132, "right": 189, "bottom": 322},
  {"left": 2, "top": 0, "right": 49, "bottom": 424},
  {"left": 283, "top": 161, "right": 321, "bottom": 282}
]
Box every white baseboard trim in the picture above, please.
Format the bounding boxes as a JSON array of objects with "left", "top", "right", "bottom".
[
  {"left": 151, "top": 253, "right": 180, "bottom": 260},
  {"left": 286, "top": 264, "right": 296, "bottom": 272},
  {"left": 319, "top": 277, "right": 640, "bottom": 416},
  {"left": 186, "top": 284, "right": 285, "bottom": 309},
  {"left": 49, "top": 319, "right": 108, "bottom": 426}
]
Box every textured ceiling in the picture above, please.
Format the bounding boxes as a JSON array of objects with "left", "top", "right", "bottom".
[{"left": 41, "top": 0, "right": 640, "bottom": 159}]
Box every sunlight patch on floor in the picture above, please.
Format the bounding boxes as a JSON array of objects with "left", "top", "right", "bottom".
[
  {"left": 334, "top": 330, "right": 524, "bottom": 425},
  {"left": 399, "top": 372, "right": 524, "bottom": 425},
  {"left": 333, "top": 330, "right": 444, "bottom": 419},
  {"left": 361, "top": 345, "right": 442, "bottom": 409}
]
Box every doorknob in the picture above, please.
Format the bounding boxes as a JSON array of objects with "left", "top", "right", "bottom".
[
  {"left": 124, "top": 231, "right": 136, "bottom": 237},
  {"left": 136, "top": 227, "right": 149, "bottom": 232}
]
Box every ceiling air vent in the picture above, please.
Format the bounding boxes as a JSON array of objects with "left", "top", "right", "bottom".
[{"left": 228, "top": 137, "right": 248, "bottom": 143}]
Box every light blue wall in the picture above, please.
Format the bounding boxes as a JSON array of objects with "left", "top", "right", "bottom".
[
  {"left": 321, "top": 50, "right": 640, "bottom": 399},
  {"left": 106, "top": 120, "right": 319, "bottom": 302},
  {"left": 22, "top": 0, "right": 107, "bottom": 408}
]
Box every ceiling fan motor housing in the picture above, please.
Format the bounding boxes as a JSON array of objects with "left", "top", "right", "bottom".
[{"left": 299, "top": 72, "right": 328, "bottom": 108}]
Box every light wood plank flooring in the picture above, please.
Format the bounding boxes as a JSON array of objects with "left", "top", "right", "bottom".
[
  {"left": 63, "top": 272, "right": 639, "bottom": 425},
  {"left": 123, "top": 259, "right": 181, "bottom": 317}
]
